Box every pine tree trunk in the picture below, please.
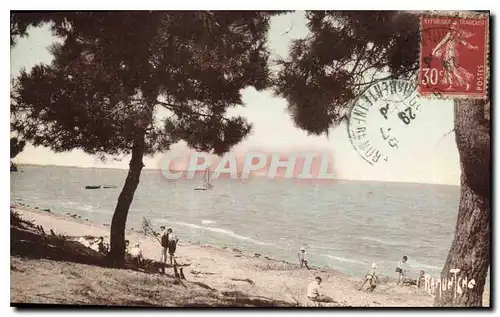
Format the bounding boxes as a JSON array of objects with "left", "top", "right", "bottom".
[
  {"left": 434, "top": 99, "right": 490, "bottom": 307},
  {"left": 107, "top": 135, "right": 145, "bottom": 267}
]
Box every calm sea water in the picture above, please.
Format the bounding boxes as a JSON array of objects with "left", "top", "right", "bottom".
[{"left": 11, "top": 165, "right": 472, "bottom": 280}]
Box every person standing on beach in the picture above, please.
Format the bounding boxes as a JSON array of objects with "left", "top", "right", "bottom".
[
  {"left": 395, "top": 255, "right": 409, "bottom": 286},
  {"left": 298, "top": 247, "right": 310, "bottom": 270},
  {"left": 167, "top": 228, "right": 179, "bottom": 265},
  {"left": 307, "top": 277, "right": 334, "bottom": 304},
  {"left": 160, "top": 226, "right": 169, "bottom": 265}
]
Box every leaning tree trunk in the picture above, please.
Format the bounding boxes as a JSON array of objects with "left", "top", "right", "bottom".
[
  {"left": 107, "top": 134, "right": 146, "bottom": 267},
  {"left": 434, "top": 99, "right": 490, "bottom": 307}
]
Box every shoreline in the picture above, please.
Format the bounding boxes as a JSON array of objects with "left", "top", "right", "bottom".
[
  {"left": 11, "top": 200, "right": 372, "bottom": 278},
  {"left": 11, "top": 202, "right": 351, "bottom": 276},
  {"left": 10, "top": 201, "right": 405, "bottom": 281},
  {"left": 10, "top": 203, "right": 440, "bottom": 307},
  {"left": 11, "top": 196, "right": 460, "bottom": 280}
]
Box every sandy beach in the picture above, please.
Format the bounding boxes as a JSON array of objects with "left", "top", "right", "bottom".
[
  {"left": 10, "top": 203, "right": 452, "bottom": 307},
  {"left": 9, "top": 9, "right": 492, "bottom": 309}
]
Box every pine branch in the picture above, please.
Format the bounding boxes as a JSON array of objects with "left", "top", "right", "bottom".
[{"left": 155, "top": 100, "right": 230, "bottom": 122}]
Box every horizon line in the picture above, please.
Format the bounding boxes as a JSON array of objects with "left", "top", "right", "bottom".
[{"left": 13, "top": 162, "right": 460, "bottom": 187}]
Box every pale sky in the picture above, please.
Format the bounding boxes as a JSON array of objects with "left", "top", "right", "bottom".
[{"left": 10, "top": 11, "right": 460, "bottom": 185}]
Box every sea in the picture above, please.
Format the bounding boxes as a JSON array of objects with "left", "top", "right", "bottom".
[{"left": 10, "top": 165, "right": 490, "bottom": 284}]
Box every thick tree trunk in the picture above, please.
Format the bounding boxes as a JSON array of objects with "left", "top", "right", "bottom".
[
  {"left": 434, "top": 99, "right": 490, "bottom": 307},
  {"left": 107, "top": 135, "right": 146, "bottom": 268}
]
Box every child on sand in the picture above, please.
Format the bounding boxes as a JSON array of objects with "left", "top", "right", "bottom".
[
  {"left": 298, "top": 247, "right": 310, "bottom": 270},
  {"left": 417, "top": 270, "right": 426, "bottom": 289},
  {"left": 307, "top": 277, "right": 334, "bottom": 304},
  {"left": 395, "top": 255, "right": 409, "bottom": 286},
  {"left": 358, "top": 263, "right": 378, "bottom": 291}
]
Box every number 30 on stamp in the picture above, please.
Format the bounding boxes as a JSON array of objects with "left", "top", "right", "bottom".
[{"left": 419, "top": 15, "right": 489, "bottom": 98}]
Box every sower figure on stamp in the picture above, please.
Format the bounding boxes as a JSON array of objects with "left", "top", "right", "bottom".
[{"left": 431, "top": 21, "right": 478, "bottom": 91}]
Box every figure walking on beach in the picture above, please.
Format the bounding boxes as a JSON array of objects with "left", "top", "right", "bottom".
[
  {"left": 395, "top": 255, "right": 409, "bottom": 286},
  {"left": 298, "top": 247, "right": 310, "bottom": 270},
  {"left": 167, "top": 228, "right": 179, "bottom": 266},
  {"left": 431, "top": 21, "right": 478, "bottom": 91}
]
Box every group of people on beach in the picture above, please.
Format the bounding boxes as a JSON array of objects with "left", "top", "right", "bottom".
[
  {"left": 299, "top": 249, "right": 430, "bottom": 305},
  {"left": 394, "top": 255, "right": 428, "bottom": 289},
  {"left": 124, "top": 225, "right": 181, "bottom": 270},
  {"left": 297, "top": 247, "right": 335, "bottom": 305},
  {"left": 83, "top": 226, "right": 181, "bottom": 271},
  {"left": 125, "top": 240, "right": 144, "bottom": 267},
  {"left": 82, "top": 227, "right": 432, "bottom": 307},
  {"left": 157, "top": 226, "right": 179, "bottom": 266},
  {"left": 359, "top": 255, "right": 429, "bottom": 291},
  {"left": 80, "top": 235, "right": 145, "bottom": 268}
]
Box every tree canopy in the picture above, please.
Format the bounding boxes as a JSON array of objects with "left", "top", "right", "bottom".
[
  {"left": 274, "top": 11, "right": 420, "bottom": 135},
  {"left": 11, "top": 11, "right": 285, "bottom": 158},
  {"left": 10, "top": 137, "right": 26, "bottom": 159},
  {"left": 10, "top": 11, "right": 285, "bottom": 265}
]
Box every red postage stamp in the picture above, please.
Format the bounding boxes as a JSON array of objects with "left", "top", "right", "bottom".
[{"left": 419, "top": 15, "right": 489, "bottom": 98}]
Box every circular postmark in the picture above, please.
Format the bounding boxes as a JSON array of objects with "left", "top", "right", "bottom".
[{"left": 347, "top": 79, "right": 424, "bottom": 165}]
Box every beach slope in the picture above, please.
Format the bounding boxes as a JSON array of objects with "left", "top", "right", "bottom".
[{"left": 11, "top": 205, "right": 436, "bottom": 307}]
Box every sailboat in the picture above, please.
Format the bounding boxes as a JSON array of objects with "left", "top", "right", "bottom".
[{"left": 194, "top": 168, "right": 213, "bottom": 191}]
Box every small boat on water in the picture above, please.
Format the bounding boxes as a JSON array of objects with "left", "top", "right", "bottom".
[
  {"left": 85, "top": 184, "right": 118, "bottom": 189},
  {"left": 194, "top": 168, "right": 213, "bottom": 191},
  {"left": 85, "top": 185, "right": 102, "bottom": 189},
  {"left": 194, "top": 184, "right": 212, "bottom": 191}
]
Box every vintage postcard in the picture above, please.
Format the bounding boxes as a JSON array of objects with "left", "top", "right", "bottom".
[{"left": 10, "top": 10, "right": 491, "bottom": 308}]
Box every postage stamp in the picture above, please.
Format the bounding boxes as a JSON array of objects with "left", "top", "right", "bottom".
[
  {"left": 419, "top": 15, "right": 489, "bottom": 98},
  {"left": 347, "top": 79, "right": 424, "bottom": 165}
]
